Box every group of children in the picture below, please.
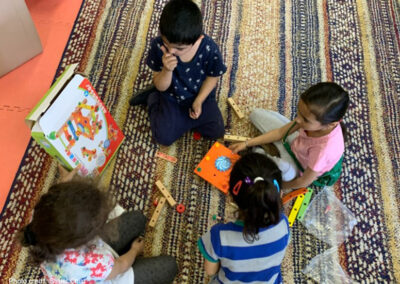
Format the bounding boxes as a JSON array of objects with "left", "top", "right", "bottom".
[{"left": 18, "top": 0, "right": 350, "bottom": 283}]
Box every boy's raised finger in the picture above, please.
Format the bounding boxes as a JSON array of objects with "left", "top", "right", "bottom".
[
  {"left": 160, "top": 45, "right": 169, "bottom": 55},
  {"left": 165, "top": 56, "right": 177, "bottom": 64}
]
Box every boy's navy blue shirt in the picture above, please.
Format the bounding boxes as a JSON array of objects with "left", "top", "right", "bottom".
[{"left": 146, "top": 35, "right": 227, "bottom": 105}]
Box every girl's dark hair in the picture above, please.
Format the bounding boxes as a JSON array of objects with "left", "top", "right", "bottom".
[
  {"left": 18, "top": 181, "right": 115, "bottom": 265},
  {"left": 160, "top": 0, "right": 203, "bottom": 45},
  {"left": 300, "top": 82, "right": 350, "bottom": 137},
  {"left": 229, "top": 153, "right": 283, "bottom": 243}
]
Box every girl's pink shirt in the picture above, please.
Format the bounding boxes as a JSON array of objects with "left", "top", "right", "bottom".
[{"left": 290, "top": 124, "right": 344, "bottom": 175}]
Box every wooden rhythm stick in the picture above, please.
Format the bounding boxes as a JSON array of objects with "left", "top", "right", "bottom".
[
  {"left": 156, "top": 151, "right": 177, "bottom": 163},
  {"left": 223, "top": 134, "right": 249, "bottom": 142},
  {"left": 149, "top": 197, "right": 166, "bottom": 227},
  {"left": 227, "top": 98, "right": 244, "bottom": 119},
  {"left": 155, "top": 180, "right": 177, "bottom": 207}
]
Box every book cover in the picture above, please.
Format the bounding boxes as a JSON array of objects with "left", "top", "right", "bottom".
[{"left": 39, "top": 74, "right": 124, "bottom": 176}]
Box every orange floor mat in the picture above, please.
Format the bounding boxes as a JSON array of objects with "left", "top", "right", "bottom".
[{"left": 0, "top": 0, "right": 83, "bottom": 212}]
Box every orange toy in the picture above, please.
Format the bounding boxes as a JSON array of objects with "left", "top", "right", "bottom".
[
  {"left": 194, "top": 142, "right": 240, "bottom": 194},
  {"left": 282, "top": 187, "right": 308, "bottom": 204}
]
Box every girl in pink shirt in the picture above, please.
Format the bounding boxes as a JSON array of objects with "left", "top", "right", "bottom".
[{"left": 230, "top": 82, "right": 349, "bottom": 190}]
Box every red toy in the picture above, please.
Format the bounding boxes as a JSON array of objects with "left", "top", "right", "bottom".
[
  {"left": 176, "top": 204, "right": 185, "bottom": 213},
  {"left": 193, "top": 132, "right": 202, "bottom": 140},
  {"left": 194, "top": 142, "right": 240, "bottom": 194},
  {"left": 153, "top": 198, "right": 159, "bottom": 206}
]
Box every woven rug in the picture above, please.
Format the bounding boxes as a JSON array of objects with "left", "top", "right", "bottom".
[{"left": 1, "top": 0, "right": 399, "bottom": 283}]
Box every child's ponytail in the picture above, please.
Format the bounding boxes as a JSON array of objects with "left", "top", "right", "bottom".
[{"left": 229, "top": 153, "right": 283, "bottom": 243}]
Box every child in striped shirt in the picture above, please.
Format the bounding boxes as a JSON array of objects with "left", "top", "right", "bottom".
[{"left": 198, "top": 153, "right": 290, "bottom": 283}]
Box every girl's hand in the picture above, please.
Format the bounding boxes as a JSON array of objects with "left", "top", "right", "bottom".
[
  {"left": 160, "top": 46, "right": 178, "bottom": 72},
  {"left": 57, "top": 164, "right": 79, "bottom": 183},
  {"left": 229, "top": 142, "right": 247, "bottom": 153},
  {"left": 107, "top": 236, "right": 144, "bottom": 280},
  {"left": 130, "top": 236, "right": 144, "bottom": 255},
  {"left": 189, "top": 100, "right": 202, "bottom": 119}
]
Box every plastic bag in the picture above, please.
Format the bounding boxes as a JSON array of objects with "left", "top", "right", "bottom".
[
  {"left": 302, "top": 247, "right": 355, "bottom": 284},
  {"left": 300, "top": 187, "right": 357, "bottom": 246}
]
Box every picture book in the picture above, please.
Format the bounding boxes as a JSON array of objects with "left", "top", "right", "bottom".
[{"left": 38, "top": 73, "right": 124, "bottom": 176}]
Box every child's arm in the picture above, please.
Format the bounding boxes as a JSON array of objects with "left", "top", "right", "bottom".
[
  {"left": 152, "top": 46, "right": 178, "bottom": 91},
  {"left": 204, "top": 259, "right": 220, "bottom": 276},
  {"left": 106, "top": 237, "right": 144, "bottom": 280},
  {"left": 189, "top": 76, "right": 219, "bottom": 119},
  {"left": 230, "top": 121, "right": 299, "bottom": 153},
  {"left": 282, "top": 167, "right": 319, "bottom": 190},
  {"left": 57, "top": 164, "right": 79, "bottom": 182}
]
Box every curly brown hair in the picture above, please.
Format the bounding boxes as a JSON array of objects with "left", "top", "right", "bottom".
[{"left": 18, "top": 180, "right": 115, "bottom": 265}]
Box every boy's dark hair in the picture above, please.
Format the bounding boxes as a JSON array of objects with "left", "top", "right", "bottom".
[
  {"left": 160, "top": 0, "right": 203, "bottom": 45},
  {"left": 301, "top": 82, "right": 350, "bottom": 136},
  {"left": 229, "top": 153, "right": 283, "bottom": 243},
  {"left": 18, "top": 180, "right": 115, "bottom": 265}
]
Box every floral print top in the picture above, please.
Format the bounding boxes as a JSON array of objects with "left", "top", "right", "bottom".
[{"left": 40, "top": 238, "right": 115, "bottom": 283}]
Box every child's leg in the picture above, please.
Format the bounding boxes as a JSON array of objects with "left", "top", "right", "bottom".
[
  {"left": 192, "top": 98, "right": 225, "bottom": 139},
  {"left": 133, "top": 255, "right": 178, "bottom": 284},
  {"left": 100, "top": 211, "right": 146, "bottom": 256},
  {"left": 252, "top": 147, "right": 297, "bottom": 181},
  {"left": 148, "top": 93, "right": 193, "bottom": 146},
  {"left": 250, "top": 109, "right": 299, "bottom": 177},
  {"left": 267, "top": 155, "right": 297, "bottom": 182},
  {"left": 250, "top": 108, "right": 290, "bottom": 132}
]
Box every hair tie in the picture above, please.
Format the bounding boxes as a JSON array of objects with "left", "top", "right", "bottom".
[
  {"left": 273, "top": 179, "right": 280, "bottom": 193},
  {"left": 244, "top": 177, "right": 252, "bottom": 185},
  {"left": 253, "top": 177, "right": 264, "bottom": 183},
  {"left": 24, "top": 224, "right": 37, "bottom": 246},
  {"left": 233, "top": 177, "right": 280, "bottom": 196}
]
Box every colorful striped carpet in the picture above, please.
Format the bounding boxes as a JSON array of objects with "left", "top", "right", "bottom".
[{"left": 1, "top": 0, "right": 399, "bottom": 283}]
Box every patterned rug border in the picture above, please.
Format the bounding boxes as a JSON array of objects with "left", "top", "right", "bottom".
[{"left": 1, "top": 0, "right": 399, "bottom": 283}]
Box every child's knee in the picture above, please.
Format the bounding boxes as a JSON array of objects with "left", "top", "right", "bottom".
[
  {"left": 153, "top": 132, "right": 177, "bottom": 146},
  {"left": 131, "top": 210, "right": 147, "bottom": 226},
  {"left": 214, "top": 124, "right": 225, "bottom": 139},
  {"left": 120, "top": 210, "right": 146, "bottom": 232},
  {"left": 151, "top": 120, "right": 180, "bottom": 146},
  {"left": 269, "top": 156, "right": 297, "bottom": 182},
  {"left": 161, "top": 255, "right": 178, "bottom": 280},
  {"left": 207, "top": 121, "right": 225, "bottom": 139},
  {"left": 249, "top": 108, "right": 266, "bottom": 123},
  {"left": 197, "top": 117, "right": 225, "bottom": 139}
]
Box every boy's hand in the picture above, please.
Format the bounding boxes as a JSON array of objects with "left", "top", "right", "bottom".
[
  {"left": 160, "top": 46, "right": 178, "bottom": 72},
  {"left": 229, "top": 142, "right": 247, "bottom": 153},
  {"left": 189, "top": 99, "right": 202, "bottom": 119}
]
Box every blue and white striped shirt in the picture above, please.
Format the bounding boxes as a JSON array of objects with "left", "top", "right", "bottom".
[{"left": 198, "top": 214, "right": 290, "bottom": 283}]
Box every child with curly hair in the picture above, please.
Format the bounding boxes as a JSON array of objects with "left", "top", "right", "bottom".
[{"left": 18, "top": 169, "right": 177, "bottom": 283}]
